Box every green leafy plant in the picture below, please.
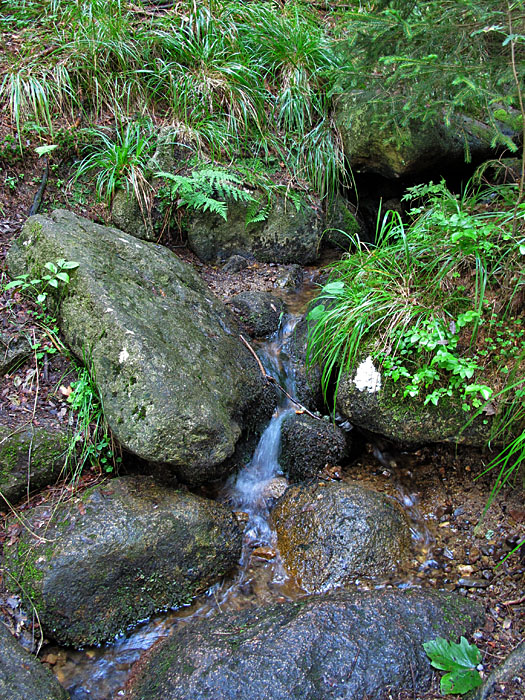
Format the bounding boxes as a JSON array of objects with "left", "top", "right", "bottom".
[
  {"left": 4, "top": 259, "right": 79, "bottom": 305},
  {"left": 423, "top": 637, "right": 483, "bottom": 695},
  {"left": 157, "top": 167, "right": 256, "bottom": 221},
  {"left": 67, "top": 361, "right": 121, "bottom": 476}
]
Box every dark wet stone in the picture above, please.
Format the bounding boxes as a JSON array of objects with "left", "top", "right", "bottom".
[
  {"left": 0, "top": 623, "right": 69, "bottom": 699},
  {"left": 126, "top": 589, "right": 484, "bottom": 700},
  {"left": 4, "top": 476, "right": 242, "bottom": 646},
  {"left": 222, "top": 254, "right": 249, "bottom": 273},
  {"left": 229, "top": 291, "right": 284, "bottom": 337},
  {"left": 281, "top": 316, "right": 323, "bottom": 412},
  {"left": 279, "top": 413, "right": 347, "bottom": 482},
  {"left": 0, "top": 424, "right": 70, "bottom": 503},
  {"left": 272, "top": 481, "right": 411, "bottom": 592},
  {"left": 8, "top": 210, "right": 270, "bottom": 485}
]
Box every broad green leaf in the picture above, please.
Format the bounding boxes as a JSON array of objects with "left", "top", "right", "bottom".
[
  {"left": 45, "top": 262, "right": 58, "bottom": 273},
  {"left": 56, "top": 272, "right": 70, "bottom": 283},
  {"left": 4, "top": 279, "right": 25, "bottom": 289},
  {"left": 307, "top": 304, "right": 326, "bottom": 321},
  {"left": 322, "top": 281, "right": 345, "bottom": 296},
  {"left": 441, "top": 668, "right": 483, "bottom": 695},
  {"left": 48, "top": 278, "right": 59, "bottom": 288},
  {"left": 61, "top": 261, "right": 80, "bottom": 270}
]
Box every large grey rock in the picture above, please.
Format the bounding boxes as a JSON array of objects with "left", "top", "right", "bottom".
[
  {"left": 7, "top": 210, "right": 271, "bottom": 484},
  {"left": 335, "top": 91, "right": 497, "bottom": 178},
  {"left": 126, "top": 589, "right": 484, "bottom": 700},
  {"left": 336, "top": 354, "right": 491, "bottom": 446},
  {"left": 0, "top": 424, "right": 70, "bottom": 503},
  {"left": 0, "top": 623, "right": 69, "bottom": 700},
  {"left": 4, "top": 476, "right": 241, "bottom": 647},
  {"left": 187, "top": 194, "right": 322, "bottom": 265},
  {"left": 279, "top": 413, "right": 347, "bottom": 482},
  {"left": 272, "top": 481, "right": 411, "bottom": 592}
]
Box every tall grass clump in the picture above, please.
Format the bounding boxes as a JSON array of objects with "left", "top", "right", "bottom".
[
  {"left": 0, "top": 0, "right": 345, "bottom": 200},
  {"left": 307, "top": 179, "right": 525, "bottom": 421}
]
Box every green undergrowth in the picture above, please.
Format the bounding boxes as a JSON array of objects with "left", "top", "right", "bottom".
[
  {"left": 0, "top": 0, "right": 344, "bottom": 201},
  {"left": 306, "top": 178, "right": 525, "bottom": 502}
]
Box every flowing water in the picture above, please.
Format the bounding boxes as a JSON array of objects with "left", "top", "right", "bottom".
[
  {"left": 46, "top": 311, "right": 306, "bottom": 700},
  {"left": 44, "top": 288, "right": 436, "bottom": 699}
]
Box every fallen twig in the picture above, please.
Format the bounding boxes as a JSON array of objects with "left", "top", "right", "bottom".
[{"left": 239, "top": 334, "right": 322, "bottom": 422}]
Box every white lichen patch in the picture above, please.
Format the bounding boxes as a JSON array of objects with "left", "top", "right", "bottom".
[
  {"left": 119, "top": 347, "right": 130, "bottom": 364},
  {"left": 353, "top": 355, "right": 381, "bottom": 393}
]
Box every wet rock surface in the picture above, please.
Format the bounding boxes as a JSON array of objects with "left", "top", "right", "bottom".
[
  {"left": 4, "top": 475, "right": 242, "bottom": 646},
  {"left": 281, "top": 316, "right": 322, "bottom": 411},
  {"left": 0, "top": 423, "right": 70, "bottom": 503},
  {"left": 279, "top": 413, "right": 347, "bottom": 482},
  {"left": 272, "top": 481, "right": 411, "bottom": 591},
  {"left": 0, "top": 622, "right": 69, "bottom": 700},
  {"left": 228, "top": 291, "right": 284, "bottom": 337},
  {"left": 126, "top": 589, "right": 484, "bottom": 700},
  {"left": 7, "top": 210, "right": 270, "bottom": 484}
]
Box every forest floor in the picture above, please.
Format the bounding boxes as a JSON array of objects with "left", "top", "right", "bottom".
[{"left": 0, "top": 137, "right": 524, "bottom": 700}]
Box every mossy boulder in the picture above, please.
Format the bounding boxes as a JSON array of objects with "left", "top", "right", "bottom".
[
  {"left": 228, "top": 291, "right": 284, "bottom": 337},
  {"left": 279, "top": 414, "right": 347, "bottom": 482},
  {"left": 0, "top": 424, "right": 70, "bottom": 503},
  {"left": 335, "top": 91, "right": 496, "bottom": 178},
  {"left": 0, "top": 623, "right": 69, "bottom": 699},
  {"left": 126, "top": 589, "right": 484, "bottom": 700},
  {"left": 323, "top": 194, "right": 364, "bottom": 249},
  {"left": 4, "top": 476, "right": 241, "bottom": 647},
  {"left": 336, "top": 355, "right": 491, "bottom": 446},
  {"left": 111, "top": 190, "right": 156, "bottom": 242},
  {"left": 8, "top": 210, "right": 271, "bottom": 485},
  {"left": 186, "top": 194, "right": 322, "bottom": 265},
  {"left": 272, "top": 481, "right": 411, "bottom": 592}
]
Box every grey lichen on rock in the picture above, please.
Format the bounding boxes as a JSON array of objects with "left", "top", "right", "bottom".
[
  {"left": 7, "top": 210, "right": 271, "bottom": 485},
  {"left": 272, "top": 480, "right": 411, "bottom": 592},
  {"left": 0, "top": 424, "right": 70, "bottom": 503},
  {"left": 4, "top": 475, "right": 242, "bottom": 647}
]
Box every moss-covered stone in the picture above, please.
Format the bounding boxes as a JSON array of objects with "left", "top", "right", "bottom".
[
  {"left": 336, "top": 355, "right": 491, "bottom": 446},
  {"left": 4, "top": 475, "right": 242, "bottom": 647},
  {"left": 110, "top": 189, "right": 156, "bottom": 241},
  {"left": 187, "top": 193, "right": 322, "bottom": 265},
  {"left": 334, "top": 91, "right": 496, "bottom": 178},
  {"left": 0, "top": 624, "right": 69, "bottom": 699},
  {"left": 0, "top": 424, "right": 70, "bottom": 503},
  {"left": 0, "top": 330, "right": 31, "bottom": 374},
  {"left": 7, "top": 210, "right": 271, "bottom": 485}
]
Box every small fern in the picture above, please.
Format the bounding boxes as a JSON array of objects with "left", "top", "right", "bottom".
[{"left": 156, "top": 168, "right": 255, "bottom": 221}]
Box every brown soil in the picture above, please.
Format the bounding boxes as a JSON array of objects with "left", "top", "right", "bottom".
[{"left": 0, "top": 132, "right": 523, "bottom": 700}]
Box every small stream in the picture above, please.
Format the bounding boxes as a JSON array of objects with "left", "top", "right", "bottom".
[{"left": 45, "top": 290, "right": 435, "bottom": 700}]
